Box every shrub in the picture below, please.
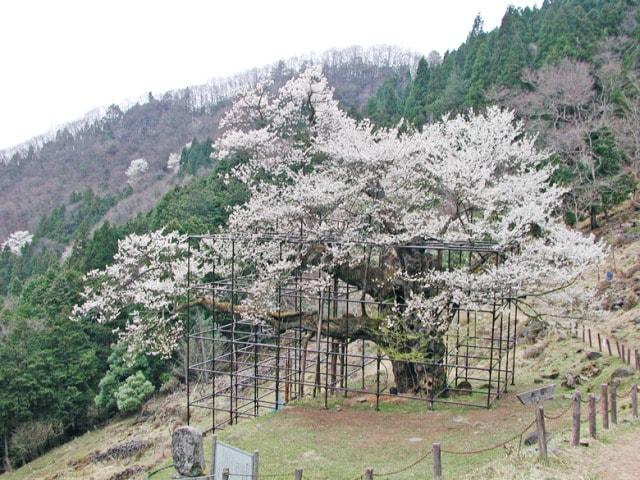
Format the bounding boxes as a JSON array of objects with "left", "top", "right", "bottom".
[
  {"left": 114, "top": 372, "right": 155, "bottom": 413},
  {"left": 10, "top": 420, "right": 63, "bottom": 464}
]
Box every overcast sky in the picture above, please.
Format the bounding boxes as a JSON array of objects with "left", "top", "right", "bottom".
[{"left": 0, "top": 0, "right": 539, "bottom": 150}]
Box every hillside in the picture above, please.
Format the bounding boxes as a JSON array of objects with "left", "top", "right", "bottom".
[
  {"left": 2, "top": 204, "right": 639, "bottom": 479},
  {"left": 0, "top": 45, "right": 420, "bottom": 243},
  {"left": 1, "top": 0, "right": 640, "bottom": 476}
]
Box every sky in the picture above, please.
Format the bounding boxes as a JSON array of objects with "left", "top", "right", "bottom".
[{"left": 0, "top": 0, "right": 539, "bottom": 150}]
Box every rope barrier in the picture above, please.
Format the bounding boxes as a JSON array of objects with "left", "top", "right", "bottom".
[
  {"left": 441, "top": 418, "right": 536, "bottom": 456},
  {"left": 543, "top": 402, "right": 572, "bottom": 420},
  {"left": 372, "top": 450, "right": 432, "bottom": 477}
]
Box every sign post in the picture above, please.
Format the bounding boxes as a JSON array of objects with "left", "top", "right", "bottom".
[{"left": 212, "top": 440, "right": 257, "bottom": 480}]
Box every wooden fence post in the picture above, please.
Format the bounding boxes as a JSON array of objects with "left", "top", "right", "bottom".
[
  {"left": 223, "top": 468, "right": 230, "bottom": 480},
  {"left": 365, "top": 468, "right": 374, "bottom": 480},
  {"left": 432, "top": 443, "right": 442, "bottom": 480},
  {"left": 635, "top": 349, "right": 639, "bottom": 370},
  {"left": 572, "top": 391, "right": 581, "bottom": 446},
  {"left": 615, "top": 340, "right": 621, "bottom": 358},
  {"left": 632, "top": 384, "right": 638, "bottom": 419},
  {"left": 610, "top": 383, "right": 617, "bottom": 425},
  {"left": 294, "top": 468, "right": 303, "bottom": 480},
  {"left": 606, "top": 338, "right": 612, "bottom": 356},
  {"left": 597, "top": 333, "right": 602, "bottom": 352},
  {"left": 252, "top": 450, "right": 260, "bottom": 480},
  {"left": 601, "top": 384, "right": 609, "bottom": 429},
  {"left": 588, "top": 393, "right": 596, "bottom": 438},
  {"left": 621, "top": 344, "right": 626, "bottom": 362},
  {"left": 627, "top": 349, "right": 631, "bottom": 365},
  {"left": 582, "top": 325, "right": 585, "bottom": 342},
  {"left": 535, "top": 405, "right": 548, "bottom": 463},
  {"left": 588, "top": 329, "right": 592, "bottom": 348}
]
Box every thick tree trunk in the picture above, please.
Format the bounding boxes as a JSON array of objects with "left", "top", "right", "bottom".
[
  {"left": 201, "top": 300, "right": 450, "bottom": 396},
  {"left": 389, "top": 336, "right": 447, "bottom": 397}
]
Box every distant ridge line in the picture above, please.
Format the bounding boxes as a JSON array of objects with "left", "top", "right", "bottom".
[{"left": 0, "top": 44, "right": 422, "bottom": 165}]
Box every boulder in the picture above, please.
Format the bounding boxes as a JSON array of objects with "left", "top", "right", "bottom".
[
  {"left": 585, "top": 351, "right": 602, "bottom": 360},
  {"left": 541, "top": 370, "right": 559, "bottom": 380},
  {"left": 561, "top": 373, "right": 582, "bottom": 389},
  {"left": 524, "top": 430, "right": 551, "bottom": 446},
  {"left": 611, "top": 367, "right": 633, "bottom": 380},
  {"left": 456, "top": 380, "right": 472, "bottom": 395},
  {"left": 172, "top": 426, "right": 206, "bottom": 477}
]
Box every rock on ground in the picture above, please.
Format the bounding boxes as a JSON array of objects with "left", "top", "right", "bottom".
[{"left": 172, "top": 426, "right": 206, "bottom": 477}]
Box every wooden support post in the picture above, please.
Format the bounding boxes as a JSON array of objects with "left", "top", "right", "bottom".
[
  {"left": 621, "top": 344, "right": 626, "bottom": 362},
  {"left": 627, "top": 348, "right": 631, "bottom": 365},
  {"left": 294, "top": 468, "right": 303, "bottom": 480},
  {"left": 252, "top": 450, "right": 259, "bottom": 480},
  {"left": 432, "top": 443, "right": 442, "bottom": 480},
  {"left": 610, "top": 384, "right": 617, "bottom": 425},
  {"left": 588, "top": 394, "right": 596, "bottom": 439},
  {"left": 632, "top": 384, "right": 638, "bottom": 419},
  {"left": 615, "top": 340, "right": 621, "bottom": 358},
  {"left": 601, "top": 384, "right": 609, "bottom": 429},
  {"left": 365, "top": 468, "right": 374, "bottom": 480},
  {"left": 582, "top": 325, "right": 585, "bottom": 342},
  {"left": 606, "top": 338, "right": 612, "bottom": 356},
  {"left": 536, "top": 406, "right": 548, "bottom": 463},
  {"left": 597, "top": 333, "right": 602, "bottom": 352},
  {"left": 588, "top": 329, "right": 592, "bottom": 348},
  {"left": 223, "top": 468, "right": 230, "bottom": 480},
  {"left": 572, "top": 391, "right": 581, "bottom": 446},
  {"left": 635, "top": 349, "right": 639, "bottom": 370}
]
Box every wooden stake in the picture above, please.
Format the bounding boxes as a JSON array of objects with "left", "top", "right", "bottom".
[
  {"left": 572, "top": 391, "right": 581, "bottom": 446},
  {"left": 588, "top": 393, "right": 596, "bottom": 439},
  {"left": 606, "top": 338, "right": 612, "bottom": 356},
  {"left": 610, "top": 383, "right": 617, "bottom": 425},
  {"left": 597, "top": 333, "right": 602, "bottom": 352},
  {"left": 432, "top": 443, "right": 442, "bottom": 480},
  {"left": 536, "top": 405, "right": 548, "bottom": 463},
  {"left": 632, "top": 384, "right": 638, "bottom": 419},
  {"left": 616, "top": 340, "right": 621, "bottom": 358},
  {"left": 252, "top": 450, "right": 259, "bottom": 480},
  {"left": 601, "top": 384, "right": 609, "bottom": 430},
  {"left": 582, "top": 325, "right": 585, "bottom": 342},
  {"left": 588, "top": 329, "right": 592, "bottom": 348},
  {"left": 294, "top": 468, "right": 303, "bottom": 480},
  {"left": 621, "top": 344, "right": 626, "bottom": 362}
]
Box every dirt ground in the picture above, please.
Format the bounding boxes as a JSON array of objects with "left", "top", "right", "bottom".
[{"left": 596, "top": 429, "right": 640, "bottom": 480}]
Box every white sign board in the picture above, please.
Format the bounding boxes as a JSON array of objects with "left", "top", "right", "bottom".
[
  {"left": 213, "top": 439, "right": 255, "bottom": 480},
  {"left": 516, "top": 384, "right": 556, "bottom": 406}
]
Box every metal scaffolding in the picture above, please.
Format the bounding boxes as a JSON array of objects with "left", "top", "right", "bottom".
[{"left": 185, "top": 234, "right": 519, "bottom": 434}]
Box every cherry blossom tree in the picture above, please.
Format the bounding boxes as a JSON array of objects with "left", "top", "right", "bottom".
[
  {"left": 73, "top": 68, "right": 605, "bottom": 391},
  {"left": 125, "top": 158, "right": 149, "bottom": 180}
]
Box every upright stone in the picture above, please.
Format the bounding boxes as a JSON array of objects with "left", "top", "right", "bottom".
[{"left": 172, "top": 426, "right": 206, "bottom": 477}]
